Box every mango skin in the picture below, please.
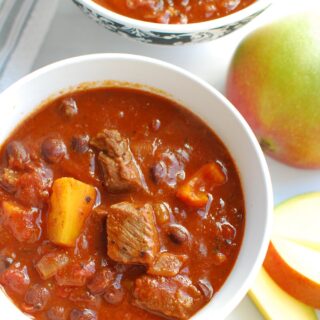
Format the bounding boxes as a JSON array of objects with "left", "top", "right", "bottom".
[{"left": 226, "top": 12, "right": 320, "bottom": 168}]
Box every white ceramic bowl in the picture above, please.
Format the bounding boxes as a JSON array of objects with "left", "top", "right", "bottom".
[
  {"left": 73, "top": 0, "right": 272, "bottom": 45},
  {"left": 0, "top": 54, "right": 273, "bottom": 319}
]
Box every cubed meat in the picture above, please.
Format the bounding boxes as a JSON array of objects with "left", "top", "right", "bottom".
[
  {"left": 0, "top": 162, "right": 53, "bottom": 209},
  {"left": 1, "top": 201, "right": 41, "bottom": 243},
  {"left": 0, "top": 265, "right": 30, "bottom": 295},
  {"left": 15, "top": 163, "right": 53, "bottom": 208},
  {"left": 107, "top": 202, "right": 159, "bottom": 265},
  {"left": 148, "top": 252, "right": 187, "bottom": 277},
  {"left": 133, "top": 275, "right": 203, "bottom": 320},
  {"left": 90, "top": 130, "right": 146, "bottom": 192}
]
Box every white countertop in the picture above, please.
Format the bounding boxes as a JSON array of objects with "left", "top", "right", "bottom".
[{"left": 2, "top": 0, "right": 320, "bottom": 318}]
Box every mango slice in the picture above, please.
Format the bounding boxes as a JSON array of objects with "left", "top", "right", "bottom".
[{"left": 249, "top": 268, "right": 317, "bottom": 320}]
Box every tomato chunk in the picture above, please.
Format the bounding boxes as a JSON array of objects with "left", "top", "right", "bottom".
[
  {"left": 176, "top": 162, "right": 226, "bottom": 207},
  {"left": 1, "top": 200, "right": 41, "bottom": 243}
]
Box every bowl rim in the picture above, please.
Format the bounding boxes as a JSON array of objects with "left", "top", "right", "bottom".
[
  {"left": 75, "top": 0, "right": 273, "bottom": 33},
  {"left": 0, "top": 53, "right": 273, "bottom": 319}
]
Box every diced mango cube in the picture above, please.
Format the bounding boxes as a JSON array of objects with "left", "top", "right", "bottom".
[{"left": 47, "top": 177, "right": 96, "bottom": 247}]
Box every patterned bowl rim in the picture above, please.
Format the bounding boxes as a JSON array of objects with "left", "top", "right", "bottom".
[{"left": 76, "top": 0, "right": 273, "bottom": 33}]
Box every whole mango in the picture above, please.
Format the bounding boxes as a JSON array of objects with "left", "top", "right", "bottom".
[{"left": 226, "top": 12, "right": 320, "bottom": 168}]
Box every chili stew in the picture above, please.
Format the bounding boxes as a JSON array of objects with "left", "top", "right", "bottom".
[
  {"left": 0, "top": 87, "right": 245, "bottom": 320},
  {"left": 94, "top": 0, "right": 256, "bottom": 24}
]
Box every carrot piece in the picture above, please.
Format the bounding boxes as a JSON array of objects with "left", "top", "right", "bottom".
[{"left": 176, "top": 162, "right": 226, "bottom": 207}]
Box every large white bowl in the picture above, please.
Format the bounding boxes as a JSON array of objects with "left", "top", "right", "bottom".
[
  {"left": 73, "top": 0, "right": 272, "bottom": 45},
  {"left": 0, "top": 54, "right": 273, "bottom": 319}
]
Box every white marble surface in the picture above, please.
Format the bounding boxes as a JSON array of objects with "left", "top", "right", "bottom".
[{"left": 5, "top": 0, "right": 320, "bottom": 318}]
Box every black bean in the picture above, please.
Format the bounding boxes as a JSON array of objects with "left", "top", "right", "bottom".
[
  {"left": 71, "top": 134, "right": 90, "bottom": 153},
  {"left": 87, "top": 268, "right": 114, "bottom": 295},
  {"left": 59, "top": 98, "right": 78, "bottom": 118},
  {"left": 6, "top": 141, "right": 29, "bottom": 169},
  {"left": 197, "top": 278, "right": 214, "bottom": 301},
  {"left": 70, "top": 308, "right": 97, "bottom": 320},
  {"left": 166, "top": 224, "right": 190, "bottom": 245},
  {"left": 150, "top": 162, "right": 166, "bottom": 184},
  {"left": 24, "top": 284, "right": 50, "bottom": 312},
  {"left": 46, "top": 306, "right": 66, "bottom": 320},
  {"left": 42, "top": 138, "right": 67, "bottom": 163}
]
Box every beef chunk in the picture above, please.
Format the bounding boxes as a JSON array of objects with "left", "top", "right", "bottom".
[
  {"left": 15, "top": 163, "right": 53, "bottom": 208},
  {"left": 1, "top": 201, "right": 41, "bottom": 243},
  {"left": 148, "top": 252, "right": 187, "bottom": 277},
  {"left": 0, "top": 163, "right": 52, "bottom": 208},
  {"left": 107, "top": 202, "right": 159, "bottom": 265},
  {"left": 90, "top": 130, "right": 146, "bottom": 192},
  {"left": 133, "top": 275, "right": 203, "bottom": 320}
]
